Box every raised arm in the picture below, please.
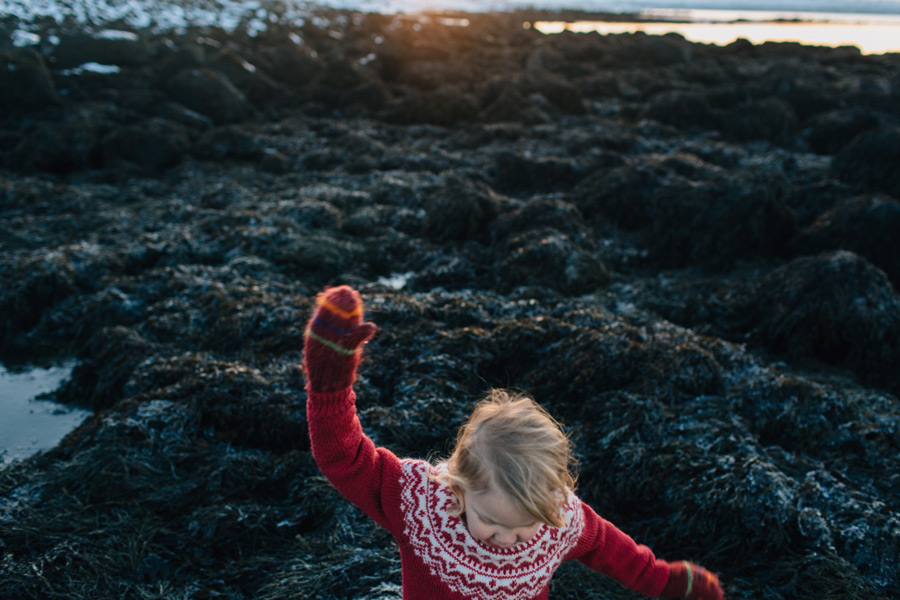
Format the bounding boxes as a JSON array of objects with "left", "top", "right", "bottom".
[
  {"left": 303, "top": 285, "right": 403, "bottom": 534},
  {"left": 570, "top": 501, "right": 723, "bottom": 600}
]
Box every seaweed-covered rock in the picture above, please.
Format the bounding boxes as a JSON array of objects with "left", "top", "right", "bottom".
[
  {"left": 386, "top": 85, "right": 480, "bottom": 126},
  {"left": 647, "top": 168, "right": 797, "bottom": 269},
  {"left": 497, "top": 230, "right": 609, "bottom": 295},
  {"left": 0, "top": 251, "right": 79, "bottom": 350},
  {"left": 830, "top": 126, "right": 900, "bottom": 198},
  {"left": 194, "top": 125, "right": 261, "bottom": 160},
  {"left": 754, "top": 60, "right": 837, "bottom": 120},
  {"left": 639, "top": 90, "right": 715, "bottom": 129},
  {"left": 477, "top": 80, "right": 547, "bottom": 124},
  {"left": 0, "top": 48, "right": 61, "bottom": 111},
  {"left": 11, "top": 110, "right": 100, "bottom": 172},
  {"left": 166, "top": 68, "right": 252, "bottom": 124},
  {"left": 719, "top": 97, "right": 799, "bottom": 146},
  {"left": 57, "top": 325, "right": 154, "bottom": 410},
  {"left": 50, "top": 29, "right": 152, "bottom": 69},
  {"left": 571, "top": 158, "right": 668, "bottom": 228},
  {"left": 492, "top": 151, "right": 589, "bottom": 194},
  {"left": 789, "top": 195, "right": 900, "bottom": 289},
  {"left": 745, "top": 251, "right": 900, "bottom": 391},
  {"left": 492, "top": 197, "right": 587, "bottom": 241},
  {"left": 422, "top": 174, "right": 500, "bottom": 242},
  {"left": 208, "top": 49, "right": 283, "bottom": 105},
  {"left": 100, "top": 117, "right": 190, "bottom": 171},
  {"left": 801, "top": 108, "right": 883, "bottom": 155}
]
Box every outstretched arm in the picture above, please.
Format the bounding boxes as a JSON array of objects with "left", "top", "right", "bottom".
[
  {"left": 571, "top": 502, "right": 724, "bottom": 599},
  {"left": 303, "top": 285, "right": 403, "bottom": 534}
]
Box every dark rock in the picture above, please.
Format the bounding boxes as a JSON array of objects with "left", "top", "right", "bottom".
[
  {"left": 158, "top": 101, "right": 215, "bottom": 130},
  {"left": 492, "top": 197, "right": 587, "bottom": 241},
  {"left": 830, "top": 126, "right": 900, "bottom": 198},
  {"left": 612, "top": 31, "right": 693, "bottom": 66},
  {"left": 340, "top": 81, "right": 391, "bottom": 112},
  {"left": 100, "top": 118, "right": 190, "bottom": 171},
  {"left": 12, "top": 110, "right": 100, "bottom": 172},
  {"left": 51, "top": 29, "right": 152, "bottom": 69},
  {"left": 497, "top": 230, "right": 609, "bottom": 295},
  {"left": 259, "top": 148, "right": 291, "bottom": 173},
  {"left": 523, "top": 323, "right": 724, "bottom": 401},
  {"left": 0, "top": 48, "right": 61, "bottom": 111},
  {"left": 745, "top": 251, "right": 900, "bottom": 392},
  {"left": 208, "top": 49, "right": 282, "bottom": 105},
  {"left": 406, "top": 251, "right": 486, "bottom": 292},
  {"left": 316, "top": 58, "right": 369, "bottom": 90},
  {"left": 422, "top": 174, "right": 500, "bottom": 242},
  {"left": 154, "top": 40, "right": 206, "bottom": 82},
  {"left": 0, "top": 131, "right": 23, "bottom": 166},
  {"left": 801, "top": 109, "right": 883, "bottom": 155},
  {"left": 639, "top": 90, "right": 715, "bottom": 129},
  {"left": 386, "top": 85, "right": 480, "bottom": 126},
  {"left": 492, "top": 151, "right": 588, "bottom": 194},
  {"left": 166, "top": 68, "right": 251, "bottom": 124},
  {"left": 570, "top": 156, "right": 678, "bottom": 228},
  {"left": 260, "top": 43, "right": 323, "bottom": 93},
  {"left": 194, "top": 126, "right": 261, "bottom": 160},
  {"left": 755, "top": 61, "right": 837, "bottom": 120},
  {"left": 286, "top": 200, "right": 343, "bottom": 231},
  {"left": 345, "top": 205, "right": 424, "bottom": 237},
  {"left": 57, "top": 326, "right": 153, "bottom": 410},
  {"left": 523, "top": 71, "right": 587, "bottom": 115},
  {"left": 257, "top": 232, "right": 365, "bottom": 283},
  {"left": 388, "top": 58, "right": 454, "bottom": 92},
  {"left": 647, "top": 168, "right": 797, "bottom": 269},
  {"left": 478, "top": 82, "right": 547, "bottom": 124},
  {"left": 719, "top": 97, "right": 799, "bottom": 146},
  {"left": 789, "top": 195, "right": 900, "bottom": 289},
  {"left": 0, "top": 251, "right": 79, "bottom": 348}
]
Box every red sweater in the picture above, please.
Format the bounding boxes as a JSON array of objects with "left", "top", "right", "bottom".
[{"left": 307, "top": 388, "right": 671, "bottom": 600}]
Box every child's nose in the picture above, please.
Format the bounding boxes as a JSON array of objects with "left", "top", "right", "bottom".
[{"left": 492, "top": 530, "right": 516, "bottom": 547}]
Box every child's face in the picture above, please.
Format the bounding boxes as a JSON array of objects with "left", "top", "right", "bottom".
[{"left": 462, "top": 485, "right": 542, "bottom": 548}]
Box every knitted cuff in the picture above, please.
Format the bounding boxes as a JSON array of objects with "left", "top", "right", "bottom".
[{"left": 661, "top": 561, "right": 689, "bottom": 599}]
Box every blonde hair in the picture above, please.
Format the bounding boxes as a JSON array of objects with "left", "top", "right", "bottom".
[{"left": 437, "top": 389, "right": 575, "bottom": 528}]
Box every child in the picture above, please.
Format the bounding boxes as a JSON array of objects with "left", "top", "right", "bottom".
[{"left": 304, "top": 285, "right": 724, "bottom": 600}]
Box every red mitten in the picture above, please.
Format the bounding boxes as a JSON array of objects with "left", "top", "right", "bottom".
[
  {"left": 302, "top": 285, "right": 376, "bottom": 393},
  {"left": 661, "top": 561, "right": 724, "bottom": 600}
]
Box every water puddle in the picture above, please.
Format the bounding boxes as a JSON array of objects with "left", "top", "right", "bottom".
[{"left": 0, "top": 361, "right": 90, "bottom": 467}]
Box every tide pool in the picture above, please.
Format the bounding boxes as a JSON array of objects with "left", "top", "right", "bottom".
[{"left": 0, "top": 361, "right": 89, "bottom": 466}]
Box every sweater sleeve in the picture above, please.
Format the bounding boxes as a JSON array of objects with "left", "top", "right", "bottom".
[
  {"left": 566, "top": 500, "right": 671, "bottom": 598},
  {"left": 306, "top": 387, "right": 404, "bottom": 537}
]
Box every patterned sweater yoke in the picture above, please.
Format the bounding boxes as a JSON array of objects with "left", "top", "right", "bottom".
[
  {"left": 306, "top": 387, "right": 670, "bottom": 600},
  {"left": 398, "top": 459, "right": 583, "bottom": 600}
]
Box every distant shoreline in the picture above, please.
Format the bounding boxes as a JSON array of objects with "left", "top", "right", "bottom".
[
  {"left": 5, "top": 0, "right": 900, "bottom": 30},
  {"left": 3, "top": 3, "right": 900, "bottom": 54}
]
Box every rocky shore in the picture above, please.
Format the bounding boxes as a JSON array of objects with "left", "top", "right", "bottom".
[{"left": 2, "top": 8, "right": 900, "bottom": 599}]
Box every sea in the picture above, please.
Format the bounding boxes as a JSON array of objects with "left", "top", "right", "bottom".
[{"left": 3, "top": 0, "right": 900, "bottom": 53}]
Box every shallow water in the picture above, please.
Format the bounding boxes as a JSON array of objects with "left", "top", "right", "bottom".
[
  {"left": 535, "top": 10, "right": 900, "bottom": 54},
  {"left": 0, "top": 362, "right": 88, "bottom": 466},
  {"left": 4, "top": 0, "right": 900, "bottom": 58}
]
